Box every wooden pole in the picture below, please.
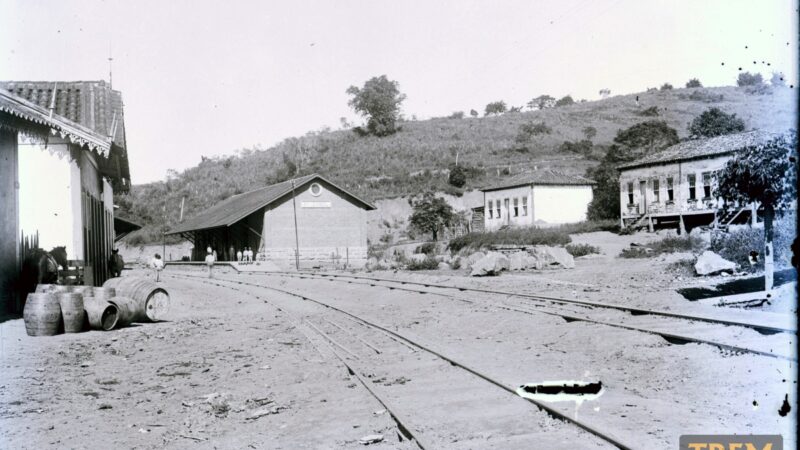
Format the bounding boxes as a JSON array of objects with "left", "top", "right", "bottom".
[{"left": 291, "top": 179, "right": 300, "bottom": 270}]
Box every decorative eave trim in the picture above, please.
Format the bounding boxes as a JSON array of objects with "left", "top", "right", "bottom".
[{"left": 0, "top": 88, "right": 111, "bottom": 155}]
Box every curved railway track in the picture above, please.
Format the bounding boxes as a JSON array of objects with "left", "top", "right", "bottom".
[
  {"left": 167, "top": 271, "right": 634, "bottom": 449},
  {"left": 251, "top": 270, "right": 796, "bottom": 361}
]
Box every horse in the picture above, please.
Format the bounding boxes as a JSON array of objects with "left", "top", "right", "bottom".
[
  {"left": 19, "top": 246, "right": 67, "bottom": 306},
  {"left": 109, "top": 249, "right": 125, "bottom": 277}
]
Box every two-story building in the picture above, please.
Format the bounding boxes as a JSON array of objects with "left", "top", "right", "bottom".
[
  {"left": 617, "top": 131, "right": 777, "bottom": 232},
  {"left": 481, "top": 170, "right": 595, "bottom": 232}
]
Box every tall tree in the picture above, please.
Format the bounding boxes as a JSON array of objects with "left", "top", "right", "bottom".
[
  {"left": 736, "top": 72, "right": 764, "bottom": 87},
  {"left": 688, "top": 107, "right": 746, "bottom": 138},
  {"left": 586, "top": 121, "right": 679, "bottom": 220},
  {"left": 346, "top": 75, "right": 406, "bottom": 137},
  {"left": 527, "top": 95, "right": 555, "bottom": 110},
  {"left": 685, "top": 78, "right": 703, "bottom": 88},
  {"left": 715, "top": 132, "right": 797, "bottom": 291},
  {"left": 409, "top": 193, "right": 456, "bottom": 241},
  {"left": 555, "top": 95, "right": 575, "bottom": 107}
]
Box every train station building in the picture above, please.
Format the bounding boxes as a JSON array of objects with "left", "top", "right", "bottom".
[{"left": 167, "top": 174, "right": 375, "bottom": 268}]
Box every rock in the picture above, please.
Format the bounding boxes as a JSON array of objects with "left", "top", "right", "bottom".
[
  {"left": 437, "top": 262, "right": 451, "bottom": 270},
  {"left": 470, "top": 252, "right": 510, "bottom": 276},
  {"left": 531, "top": 246, "right": 574, "bottom": 269},
  {"left": 359, "top": 434, "right": 384, "bottom": 445},
  {"left": 464, "top": 252, "right": 485, "bottom": 269},
  {"left": 408, "top": 254, "right": 427, "bottom": 263},
  {"left": 508, "top": 251, "right": 527, "bottom": 271},
  {"left": 694, "top": 251, "right": 736, "bottom": 276}
]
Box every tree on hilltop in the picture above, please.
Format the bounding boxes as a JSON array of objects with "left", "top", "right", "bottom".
[
  {"left": 555, "top": 95, "right": 575, "bottom": 107},
  {"left": 527, "top": 95, "right": 555, "bottom": 110},
  {"left": 688, "top": 107, "right": 745, "bottom": 138},
  {"left": 346, "top": 75, "right": 406, "bottom": 137},
  {"left": 484, "top": 101, "right": 507, "bottom": 116},
  {"left": 737, "top": 72, "right": 764, "bottom": 87},
  {"left": 685, "top": 78, "right": 702, "bottom": 88}
]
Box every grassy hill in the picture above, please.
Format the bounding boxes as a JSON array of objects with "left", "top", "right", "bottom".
[{"left": 117, "top": 85, "right": 797, "bottom": 245}]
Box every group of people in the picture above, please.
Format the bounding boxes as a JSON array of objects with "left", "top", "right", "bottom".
[{"left": 236, "top": 247, "right": 255, "bottom": 264}]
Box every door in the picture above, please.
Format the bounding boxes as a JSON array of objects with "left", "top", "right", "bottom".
[
  {"left": 504, "top": 198, "right": 510, "bottom": 225},
  {"left": 639, "top": 181, "right": 647, "bottom": 214}
]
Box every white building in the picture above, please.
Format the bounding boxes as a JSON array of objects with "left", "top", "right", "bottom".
[
  {"left": 480, "top": 170, "right": 595, "bottom": 231},
  {"left": 617, "top": 131, "right": 778, "bottom": 232}
]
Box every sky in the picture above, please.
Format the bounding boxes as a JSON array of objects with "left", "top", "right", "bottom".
[{"left": 1, "top": 0, "right": 797, "bottom": 184}]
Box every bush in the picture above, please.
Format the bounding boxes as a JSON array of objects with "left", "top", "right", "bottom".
[
  {"left": 639, "top": 106, "right": 659, "bottom": 117},
  {"left": 450, "top": 257, "right": 461, "bottom": 270},
  {"left": 414, "top": 242, "right": 436, "bottom": 255},
  {"left": 618, "top": 235, "right": 705, "bottom": 258},
  {"left": 555, "top": 220, "right": 620, "bottom": 234},
  {"left": 565, "top": 243, "right": 601, "bottom": 257},
  {"left": 406, "top": 256, "right": 440, "bottom": 271},
  {"left": 737, "top": 72, "right": 764, "bottom": 87},
  {"left": 685, "top": 78, "right": 702, "bottom": 88},
  {"left": 447, "top": 227, "right": 571, "bottom": 252},
  {"left": 710, "top": 214, "right": 796, "bottom": 271},
  {"left": 660, "top": 83, "right": 674, "bottom": 91},
  {"left": 448, "top": 165, "right": 467, "bottom": 187}
]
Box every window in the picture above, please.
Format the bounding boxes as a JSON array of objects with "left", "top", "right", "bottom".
[
  {"left": 309, "top": 183, "right": 322, "bottom": 196},
  {"left": 627, "top": 182, "right": 634, "bottom": 205},
  {"left": 522, "top": 197, "right": 528, "bottom": 216},
  {"left": 513, "top": 198, "right": 519, "bottom": 217},
  {"left": 702, "top": 172, "right": 712, "bottom": 199},
  {"left": 496, "top": 201, "right": 501, "bottom": 219},
  {"left": 652, "top": 179, "right": 660, "bottom": 203},
  {"left": 487, "top": 201, "right": 493, "bottom": 219},
  {"left": 666, "top": 177, "right": 674, "bottom": 202},
  {"left": 688, "top": 174, "right": 696, "bottom": 200}
]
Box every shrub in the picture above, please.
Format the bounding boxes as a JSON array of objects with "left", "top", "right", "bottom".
[
  {"left": 618, "top": 235, "right": 705, "bottom": 258},
  {"left": 737, "top": 72, "right": 764, "bottom": 87},
  {"left": 688, "top": 107, "right": 745, "bottom": 138},
  {"left": 710, "top": 214, "right": 796, "bottom": 271},
  {"left": 555, "top": 220, "right": 620, "bottom": 234},
  {"left": 406, "top": 256, "right": 439, "bottom": 271},
  {"left": 448, "top": 165, "right": 467, "bottom": 187},
  {"left": 414, "top": 242, "right": 436, "bottom": 255},
  {"left": 638, "top": 106, "right": 659, "bottom": 117},
  {"left": 447, "top": 227, "right": 571, "bottom": 252},
  {"left": 449, "top": 111, "right": 465, "bottom": 119},
  {"left": 450, "top": 257, "right": 462, "bottom": 270},
  {"left": 565, "top": 243, "right": 601, "bottom": 257},
  {"left": 660, "top": 83, "right": 674, "bottom": 91}
]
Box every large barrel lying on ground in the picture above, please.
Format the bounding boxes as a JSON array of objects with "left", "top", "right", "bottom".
[
  {"left": 83, "top": 296, "right": 119, "bottom": 331},
  {"left": 103, "top": 277, "right": 170, "bottom": 321},
  {"left": 57, "top": 293, "right": 85, "bottom": 333},
  {"left": 23, "top": 293, "right": 62, "bottom": 336},
  {"left": 108, "top": 296, "right": 136, "bottom": 326}
]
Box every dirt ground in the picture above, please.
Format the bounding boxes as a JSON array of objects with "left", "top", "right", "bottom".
[{"left": 1, "top": 230, "right": 796, "bottom": 449}]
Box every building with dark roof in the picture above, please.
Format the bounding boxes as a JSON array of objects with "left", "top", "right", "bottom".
[
  {"left": 617, "top": 131, "right": 779, "bottom": 232},
  {"left": 167, "top": 174, "right": 375, "bottom": 268},
  {"left": 1, "top": 85, "right": 125, "bottom": 312},
  {"left": 479, "top": 170, "right": 595, "bottom": 231}
]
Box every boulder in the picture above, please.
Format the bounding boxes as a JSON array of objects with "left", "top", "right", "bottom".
[
  {"left": 408, "top": 254, "right": 427, "bottom": 263},
  {"left": 437, "top": 262, "right": 451, "bottom": 271},
  {"left": 470, "top": 252, "right": 510, "bottom": 277},
  {"left": 694, "top": 251, "right": 736, "bottom": 276},
  {"left": 508, "top": 251, "right": 528, "bottom": 271},
  {"left": 464, "top": 251, "right": 486, "bottom": 269},
  {"left": 531, "top": 246, "right": 575, "bottom": 269}
]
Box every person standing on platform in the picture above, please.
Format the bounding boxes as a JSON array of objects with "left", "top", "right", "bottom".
[
  {"left": 150, "top": 253, "right": 164, "bottom": 282},
  {"left": 205, "top": 247, "right": 216, "bottom": 278},
  {"left": 237, "top": 249, "right": 243, "bottom": 263}
]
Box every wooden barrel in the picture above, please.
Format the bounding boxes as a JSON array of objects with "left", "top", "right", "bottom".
[
  {"left": 92, "top": 287, "right": 116, "bottom": 300},
  {"left": 108, "top": 296, "right": 137, "bottom": 326},
  {"left": 35, "top": 284, "right": 55, "bottom": 293},
  {"left": 71, "top": 286, "right": 93, "bottom": 296},
  {"left": 83, "top": 296, "right": 119, "bottom": 331},
  {"left": 103, "top": 277, "right": 170, "bottom": 321},
  {"left": 23, "top": 293, "right": 62, "bottom": 336},
  {"left": 57, "top": 293, "right": 85, "bottom": 333}
]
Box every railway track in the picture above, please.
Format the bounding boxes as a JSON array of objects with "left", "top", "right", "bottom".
[
  {"left": 167, "top": 271, "right": 632, "bottom": 449},
  {"left": 254, "top": 270, "right": 796, "bottom": 362}
]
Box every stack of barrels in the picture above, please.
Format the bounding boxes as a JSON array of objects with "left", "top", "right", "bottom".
[{"left": 23, "top": 277, "right": 170, "bottom": 337}]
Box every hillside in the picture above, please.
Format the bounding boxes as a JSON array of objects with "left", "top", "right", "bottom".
[{"left": 117, "top": 85, "right": 797, "bottom": 245}]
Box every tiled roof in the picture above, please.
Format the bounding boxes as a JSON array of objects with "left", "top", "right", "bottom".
[
  {"left": 167, "top": 174, "right": 376, "bottom": 235},
  {"left": 617, "top": 130, "right": 779, "bottom": 170},
  {"left": 0, "top": 80, "right": 131, "bottom": 191},
  {"left": 0, "top": 88, "right": 111, "bottom": 152},
  {"left": 482, "top": 169, "right": 596, "bottom": 191},
  {"left": 0, "top": 80, "right": 125, "bottom": 147}
]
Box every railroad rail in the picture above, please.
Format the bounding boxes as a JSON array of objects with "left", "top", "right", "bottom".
[
  {"left": 167, "top": 271, "right": 635, "bottom": 449},
  {"left": 252, "top": 270, "right": 796, "bottom": 361}
]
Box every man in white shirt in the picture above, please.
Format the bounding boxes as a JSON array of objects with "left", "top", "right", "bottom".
[
  {"left": 150, "top": 253, "right": 165, "bottom": 282},
  {"left": 205, "top": 247, "right": 215, "bottom": 278}
]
